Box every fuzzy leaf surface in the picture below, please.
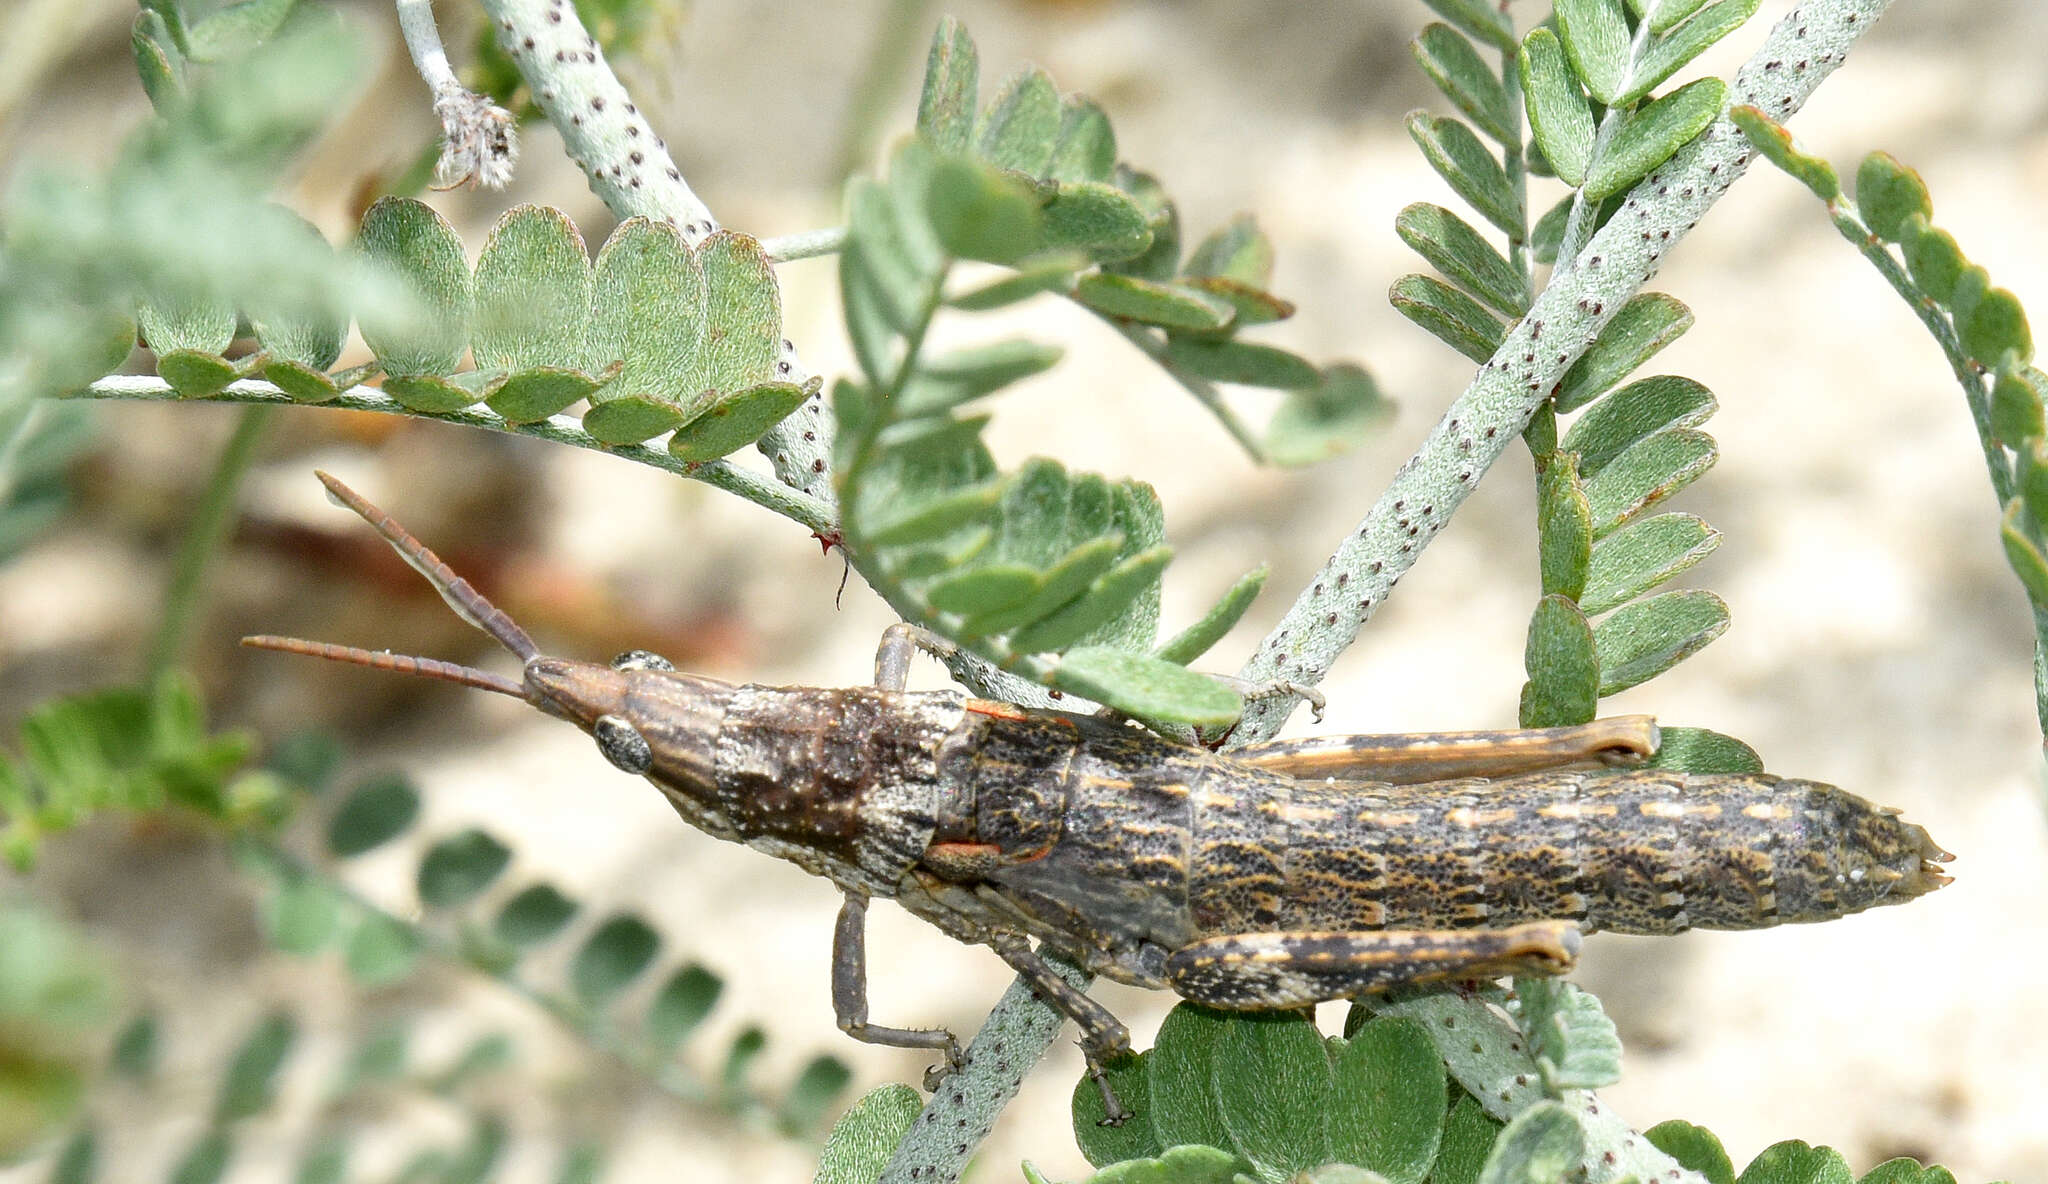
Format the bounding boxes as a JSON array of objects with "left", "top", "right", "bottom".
[
  {"left": 1406, "top": 114, "right": 1525, "bottom": 239},
  {"left": 1580, "top": 512, "right": 1719, "bottom": 614},
  {"left": 1396, "top": 203, "right": 1527, "bottom": 316},
  {"left": 1583, "top": 427, "right": 1717, "bottom": 536},
  {"left": 1415, "top": 23, "right": 1514, "bottom": 144},
  {"left": 1519, "top": 28, "right": 1595, "bottom": 186},
  {"left": 1593, "top": 588, "right": 1730, "bottom": 694},
  {"left": 1554, "top": 293, "right": 1694, "bottom": 412},
  {"left": 1584, "top": 78, "right": 1726, "bottom": 201}
]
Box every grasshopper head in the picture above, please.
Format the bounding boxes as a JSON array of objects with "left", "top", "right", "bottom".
[{"left": 244, "top": 474, "right": 731, "bottom": 790}]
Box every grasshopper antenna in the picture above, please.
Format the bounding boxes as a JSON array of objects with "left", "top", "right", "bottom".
[{"left": 240, "top": 472, "right": 540, "bottom": 700}]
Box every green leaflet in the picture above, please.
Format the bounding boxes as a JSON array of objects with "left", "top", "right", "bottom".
[
  {"left": 494, "top": 883, "right": 579, "bottom": 947},
  {"left": 1414, "top": 23, "right": 1514, "bottom": 145},
  {"left": 1390, "top": 274, "right": 1506, "bottom": 363},
  {"left": 1521, "top": 594, "right": 1598, "bottom": 727},
  {"left": 1328, "top": 1018, "right": 1446, "bottom": 1184},
  {"left": 1642, "top": 726, "right": 1763, "bottom": 774},
  {"left": 355, "top": 197, "right": 471, "bottom": 379},
  {"left": 1562, "top": 374, "right": 1717, "bottom": 477},
  {"left": 1553, "top": 0, "right": 1629, "bottom": 105},
  {"left": 1582, "top": 427, "right": 1717, "bottom": 536},
  {"left": 570, "top": 914, "right": 660, "bottom": 1006},
  {"left": 1644, "top": 1120, "right": 1737, "bottom": 1184},
  {"left": 1513, "top": 979, "right": 1621, "bottom": 1090},
  {"left": 1553, "top": 293, "right": 1694, "bottom": 413},
  {"left": 471, "top": 204, "right": 593, "bottom": 373},
  {"left": 1476, "top": 1102, "right": 1582, "bottom": 1184},
  {"left": 1728, "top": 106, "right": 1841, "bottom": 201},
  {"left": 647, "top": 964, "right": 722, "bottom": 1054},
  {"left": 415, "top": 829, "right": 512, "bottom": 909},
  {"left": 1519, "top": 28, "right": 1594, "bottom": 187},
  {"left": 1396, "top": 203, "right": 1528, "bottom": 317},
  {"left": 1406, "top": 113, "right": 1525, "bottom": 239},
  {"left": 325, "top": 772, "right": 420, "bottom": 858},
  {"left": 1583, "top": 78, "right": 1726, "bottom": 202},
  {"left": 1580, "top": 512, "right": 1720, "bottom": 614},
  {"left": 1619, "top": 0, "right": 1760, "bottom": 106},
  {"left": 916, "top": 17, "right": 979, "bottom": 156},
  {"left": 1592, "top": 588, "right": 1730, "bottom": 694}
]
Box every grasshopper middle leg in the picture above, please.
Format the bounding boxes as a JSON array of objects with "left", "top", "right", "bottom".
[
  {"left": 832, "top": 892, "right": 963, "bottom": 1082},
  {"left": 1164, "top": 921, "right": 1583, "bottom": 1010},
  {"left": 988, "top": 937, "right": 1137, "bottom": 1126}
]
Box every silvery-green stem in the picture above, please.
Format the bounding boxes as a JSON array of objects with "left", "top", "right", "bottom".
[{"left": 1231, "top": 0, "right": 1899, "bottom": 746}]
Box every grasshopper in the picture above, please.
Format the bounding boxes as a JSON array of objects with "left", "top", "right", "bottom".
[{"left": 247, "top": 473, "right": 1952, "bottom": 1122}]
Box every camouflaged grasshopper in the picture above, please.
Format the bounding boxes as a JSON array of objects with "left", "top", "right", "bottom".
[{"left": 248, "top": 473, "right": 1952, "bottom": 1122}]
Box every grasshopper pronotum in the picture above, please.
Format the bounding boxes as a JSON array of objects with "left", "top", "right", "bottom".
[{"left": 246, "top": 473, "right": 1951, "bottom": 1122}]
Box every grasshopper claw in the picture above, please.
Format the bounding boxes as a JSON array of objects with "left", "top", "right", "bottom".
[{"left": 920, "top": 1034, "right": 967, "bottom": 1092}]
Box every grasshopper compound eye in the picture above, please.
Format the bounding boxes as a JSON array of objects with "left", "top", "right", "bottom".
[
  {"left": 593, "top": 714, "right": 654, "bottom": 774},
  {"left": 610, "top": 649, "right": 675, "bottom": 672}
]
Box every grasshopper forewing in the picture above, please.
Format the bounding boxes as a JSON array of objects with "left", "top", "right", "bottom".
[{"left": 246, "top": 473, "right": 1953, "bottom": 1123}]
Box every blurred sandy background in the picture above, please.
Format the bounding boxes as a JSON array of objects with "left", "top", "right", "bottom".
[{"left": 4, "top": 0, "right": 2047, "bottom": 1180}]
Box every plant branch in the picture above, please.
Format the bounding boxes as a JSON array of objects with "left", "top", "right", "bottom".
[
  {"left": 1108, "top": 320, "right": 1267, "bottom": 463},
  {"left": 1230, "top": 0, "right": 1899, "bottom": 746},
  {"left": 395, "top": 0, "right": 517, "bottom": 189},
  {"left": 1374, "top": 992, "right": 1709, "bottom": 1184},
  {"left": 763, "top": 226, "right": 849, "bottom": 263},
  {"left": 147, "top": 405, "right": 273, "bottom": 683},
  {"left": 474, "top": 0, "right": 836, "bottom": 503},
  {"left": 67, "top": 377, "right": 836, "bottom": 536},
  {"left": 878, "top": 947, "right": 1091, "bottom": 1184}
]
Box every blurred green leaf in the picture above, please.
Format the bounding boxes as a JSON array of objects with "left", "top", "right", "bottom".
[
  {"left": 1476, "top": 1102, "right": 1582, "bottom": 1184},
  {"left": 1153, "top": 566, "right": 1267, "bottom": 666},
  {"left": 780, "top": 1055, "right": 855, "bottom": 1135},
  {"left": 494, "top": 882, "right": 579, "bottom": 947},
  {"left": 170, "top": 1131, "right": 232, "bottom": 1184},
  {"left": 1856, "top": 153, "right": 1932, "bottom": 244},
  {"left": 215, "top": 1012, "right": 296, "bottom": 1123},
  {"left": 1075, "top": 274, "right": 1233, "bottom": 330},
  {"left": 916, "top": 17, "right": 979, "bottom": 156},
  {"left": 417, "top": 829, "right": 512, "bottom": 909},
  {"left": 927, "top": 156, "right": 1042, "bottom": 264},
  {"left": 1422, "top": 0, "right": 1516, "bottom": 51},
  {"left": 1515, "top": 978, "right": 1621, "bottom": 1090},
  {"left": 1164, "top": 338, "right": 1320, "bottom": 389},
  {"left": 1264, "top": 364, "right": 1393, "bottom": 467},
  {"left": 326, "top": 773, "right": 419, "bottom": 858},
  {"left": 1645, "top": 1120, "right": 1737, "bottom": 1184},
  {"left": 977, "top": 67, "right": 1062, "bottom": 176},
  {"left": 571, "top": 914, "right": 661, "bottom": 1007}
]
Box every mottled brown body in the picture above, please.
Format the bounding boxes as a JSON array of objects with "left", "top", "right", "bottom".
[
  {"left": 544, "top": 671, "right": 1945, "bottom": 1004},
  {"left": 251, "top": 475, "right": 1952, "bottom": 1117}
]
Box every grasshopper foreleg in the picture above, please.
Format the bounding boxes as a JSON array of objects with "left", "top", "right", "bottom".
[
  {"left": 832, "top": 892, "right": 964, "bottom": 1080},
  {"left": 1164, "top": 921, "right": 1583, "bottom": 1009}
]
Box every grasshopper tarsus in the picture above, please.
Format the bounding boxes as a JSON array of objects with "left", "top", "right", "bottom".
[{"left": 250, "top": 474, "right": 1953, "bottom": 1121}]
